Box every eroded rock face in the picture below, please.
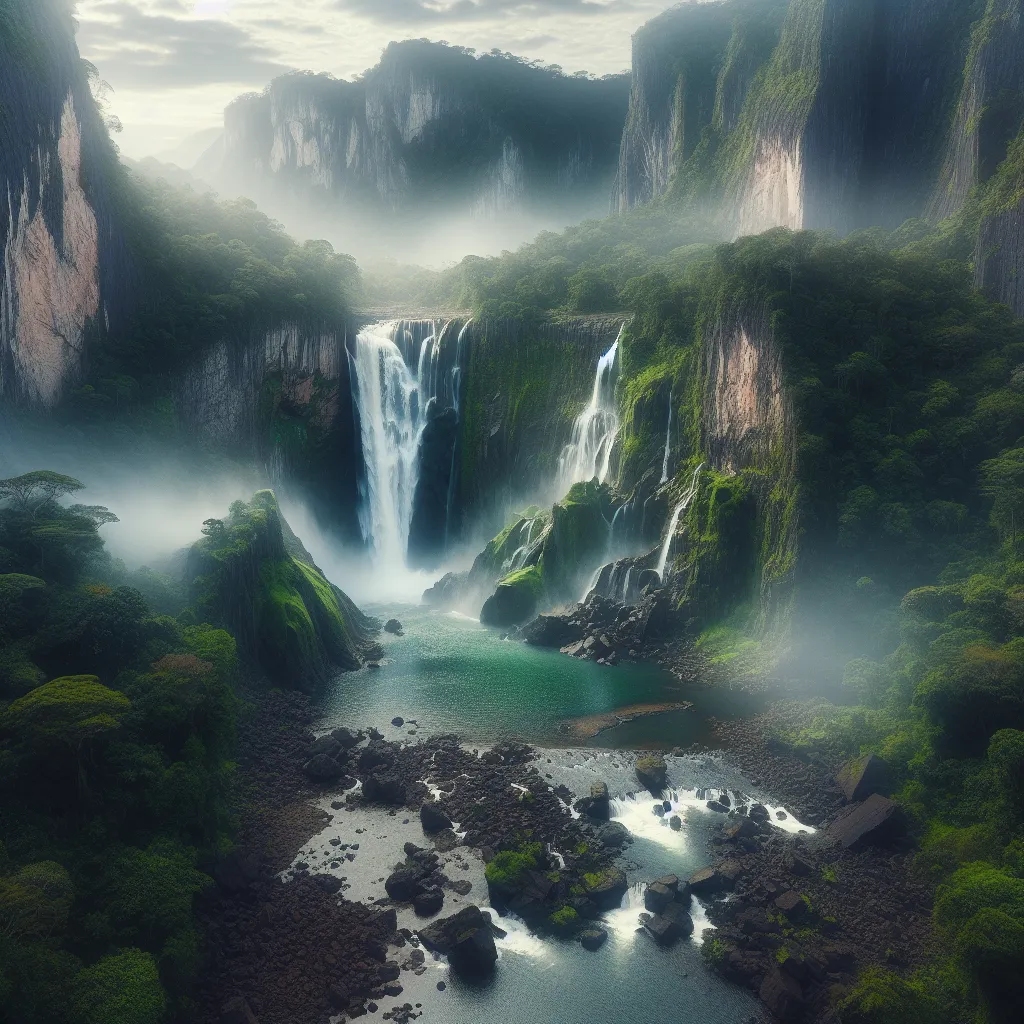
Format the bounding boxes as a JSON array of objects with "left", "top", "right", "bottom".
[{"left": 2, "top": 94, "right": 99, "bottom": 406}]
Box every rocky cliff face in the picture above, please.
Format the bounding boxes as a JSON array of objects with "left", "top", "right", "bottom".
[
  {"left": 0, "top": 0, "right": 130, "bottom": 407},
  {"left": 617, "top": 0, "right": 997, "bottom": 237},
  {"left": 200, "top": 42, "right": 629, "bottom": 249}
]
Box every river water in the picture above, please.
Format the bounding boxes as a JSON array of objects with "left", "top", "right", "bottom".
[{"left": 301, "top": 606, "right": 803, "bottom": 1024}]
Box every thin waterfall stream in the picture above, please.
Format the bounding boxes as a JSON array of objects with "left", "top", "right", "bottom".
[{"left": 655, "top": 463, "right": 705, "bottom": 580}]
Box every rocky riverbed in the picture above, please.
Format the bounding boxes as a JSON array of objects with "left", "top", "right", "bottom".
[{"left": 195, "top": 685, "right": 934, "bottom": 1024}]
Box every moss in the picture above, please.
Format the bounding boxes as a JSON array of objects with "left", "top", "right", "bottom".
[
  {"left": 547, "top": 906, "right": 579, "bottom": 931},
  {"left": 484, "top": 843, "right": 542, "bottom": 890}
]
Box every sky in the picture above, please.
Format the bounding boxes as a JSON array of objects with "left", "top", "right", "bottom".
[{"left": 75, "top": 0, "right": 685, "bottom": 161}]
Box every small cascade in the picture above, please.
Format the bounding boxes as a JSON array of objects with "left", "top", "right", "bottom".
[
  {"left": 660, "top": 393, "right": 673, "bottom": 483},
  {"left": 655, "top": 463, "right": 704, "bottom": 581},
  {"left": 350, "top": 318, "right": 463, "bottom": 569},
  {"left": 557, "top": 324, "right": 623, "bottom": 493}
]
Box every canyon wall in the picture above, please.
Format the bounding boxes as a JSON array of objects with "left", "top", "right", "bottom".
[
  {"left": 0, "top": 0, "right": 132, "bottom": 408},
  {"left": 199, "top": 43, "right": 630, "bottom": 254}
]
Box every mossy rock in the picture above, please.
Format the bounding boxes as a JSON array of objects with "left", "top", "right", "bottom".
[{"left": 480, "top": 565, "right": 544, "bottom": 628}]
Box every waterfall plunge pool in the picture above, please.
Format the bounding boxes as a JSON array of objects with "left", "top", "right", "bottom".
[{"left": 320, "top": 604, "right": 763, "bottom": 748}]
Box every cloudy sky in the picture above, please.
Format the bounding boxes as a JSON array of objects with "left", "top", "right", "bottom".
[{"left": 76, "top": 0, "right": 683, "bottom": 160}]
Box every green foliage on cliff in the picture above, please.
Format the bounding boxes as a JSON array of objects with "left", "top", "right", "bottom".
[
  {"left": 188, "top": 489, "right": 372, "bottom": 688},
  {"left": 0, "top": 469, "right": 241, "bottom": 1021}
]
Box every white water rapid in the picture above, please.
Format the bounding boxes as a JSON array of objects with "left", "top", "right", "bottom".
[
  {"left": 655, "top": 462, "right": 705, "bottom": 581},
  {"left": 557, "top": 325, "right": 623, "bottom": 493}
]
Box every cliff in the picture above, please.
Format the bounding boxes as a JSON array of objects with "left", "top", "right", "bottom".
[
  {"left": 199, "top": 42, "right": 630, "bottom": 254},
  {"left": 186, "top": 489, "right": 379, "bottom": 690},
  {"left": 0, "top": 0, "right": 132, "bottom": 407}
]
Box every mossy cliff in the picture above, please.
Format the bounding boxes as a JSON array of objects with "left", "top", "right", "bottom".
[{"left": 186, "top": 490, "right": 379, "bottom": 690}]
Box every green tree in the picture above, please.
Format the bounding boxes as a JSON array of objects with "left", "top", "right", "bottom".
[
  {"left": 73, "top": 948, "right": 166, "bottom": 1024},
  {"left": 0, "top": 471, "right": 84, "bottom": 516},
  {"left": 980, "top": 448, "right": 1024, "bottom": 546},
  {"left": 0, "top": 861, "right": 73, "bottom": 939}
]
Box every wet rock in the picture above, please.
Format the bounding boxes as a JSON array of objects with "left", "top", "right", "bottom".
[
  {"left": 836, "top": 753, "right": 890, "bottom": 802},
  {"left": 414, "top": 887, "right": 445, "bottom": 916},
  {"left": 596, "top": 821, "right": 631, "bottom": 849},
  {"left": 669, "top": 814, "right": 682, "bottom": 831},
  {"left": 303, "top": 753, "right": 346, "bottom": 782},
  {"left": 582, "top": 634, "right": 611, "bottom": 660},
  {"left": 583, "top": 867, "right": 628, "bottom": 911},
  {"left": 574, "top": 781, "right": 610, "bottom": 820},
  {"left": 450, "top": 879, "right": 472, "bottom": 896},
  {"left": 312, "top": 874, "right": 344, "bottom": 894},
  {"left": 579, "top": 927, "right": 608, "bottom": 951},
  {"left": 221, "top": 996, "right": 259, "bottom": 1024},
  {"left": 391, "top": 716, "right": 405, "bottom": 727},
  {"left": 359, "top": 741, "right": 395, "bottom": 771},
  {"left": 363, "top": 769, "right": 407, "bottom": 805},
  {"left": 418, "top": 906, "right": 497, "bottom": 979},
  {"left": 385, "top": 619, "right": 404, "bottom": 635},
  {"left": 635, "top": 754, "right": 668, "bottom": 791},
  {"left": 520, "top": 614, "right": 579, "bottom": 648},
  {"left": 826, "top": 794, "right": 905, "bottom": 848},
  {"left": 422, "top": 571, "right": 467, "bottom": 610},
  {"left": 688, "top": 865, "right": 732, "bottom": 896},
  {"left": 386, "top": 866, "right": 426, "bottom": 902},
  {"left": 748, "top": 803, "right": 770, "bottom": 823},
  {"left": 643, "top": 902, "right": 694, "bottom": 945},
  {"left": 706, "top": 800, "right": 730, "bottom": 813},
  {"left": 759, "top": 964, "right": 805, "bottom": 1021},
  {"left": 420, "top": 800, "right": 453, "bottom": 833},
  {"left": 644, "top": 882, "right": 673, "bottom": 915},
  {"left": 724, "top": 817, "right": 761, "bottom": 841}
]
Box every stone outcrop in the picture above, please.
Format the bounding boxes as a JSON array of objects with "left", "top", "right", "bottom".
[{"left": 826, "top": 794, "right": 906, "bottom": 849}]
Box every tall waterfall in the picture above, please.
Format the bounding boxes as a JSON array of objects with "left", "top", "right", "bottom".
[
  {"left": 660, "top": 394, "right": 673, "bottom": 483},
  {"left": 655, "top": 463, "right": 704, "bottom": 581},
  {"left": 350, "top": 319, "right": 458, "bottom": 569},
  {"left": 557, "top": 324, "right": 624, "bottom": 494}
]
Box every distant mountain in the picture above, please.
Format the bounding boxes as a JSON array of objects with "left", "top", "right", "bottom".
[
  {"left": 197, "top": 41, "right": 630, "bottom": 262},
  {"left": 153, "top": 126, "right": 222, "bottom": 170}
]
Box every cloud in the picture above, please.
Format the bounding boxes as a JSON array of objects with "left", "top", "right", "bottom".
[
  {"left": 331, "top": 0, "right": 631, "bottom": 24},
  {"left": 77, "top": 1, "right": 293, "bottom": 90}
]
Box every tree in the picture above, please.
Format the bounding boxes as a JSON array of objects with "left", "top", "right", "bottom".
[
  {"left": 0, "top": 861, "right": 73, "bottom": 939},
  {"left": 73, "top": 948, "right": 166, "bottom": 1024},
  {"left": 0, "top": 471, "right": 84, "bottom": 516},
  {"left": 980, "top": 448, "right": 1024, "bottom": 546}
]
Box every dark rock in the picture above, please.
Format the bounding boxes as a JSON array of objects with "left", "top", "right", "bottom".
[
  {"left": 436, "top": 981, "right": 446, "bottom": 991},
  {"left": 826, "top": 794, "right": 905, "bottom": 848},
  {"left": 724, "top": 817, "right": 761, "bottom": 841},
  {"left": 303, "top": 753, "right": 345, "bottom": 782},
  {"left": 359, "top": 741, "right": 394, "bottom": 771},
  {"left": 391, "top": 716, "right": 405, "bottom": 727},
  {"left": 414, "top": 887, "right": 445, "bottom": 916},
  {"left": 384, "top": 619, "right": 404, "bottom": 635},
  {"left": 327, "top": 983, "right": 350, "bottom": 1009},
  {"left": 706, "top": 800, "right": 730, "bottom": 813},
  {"left": 836, "top": 753, "right": 890, "bottom": 802},
  {"left": 418, "top": 906, "right": 498, "bottom": 979},
  {"left": 520, "top": 614, "right": 579, "bottom": 648},
  {"left": 579, "top": 927, "right": 608, "bottom": 951},
  {"left": 669, "top": 814, "right": 682, "bottom": 831},
  {"left": 652, "top": 874, "right": 679, "bottom": 891},
  {"left": 774, "top": 891, "right": 808, "bottom": 919},
  {"left": 221, "top": 997, "right": 259, "bottom": 1024},
  {"left": 312, "top": 874, "right": 344, "bottom": 894},
  {"left": 644, "top": 882, "right": 673, "bottom": 915},
  {"left": 759, "top": 965, "right": 805, "bottom": 1021},
  {"left": 636, "top": 754, "right": 668, "bottom": 791},
  {"left": 480, "top": 576, "right": 540, "bottom": 628},
  {"left": 574, "top": 781, "right": 610, "bottom": 820},
  {"left": 363, "top": 770, "right": 407, "bottom": 805},
  {"left": 310, "top": 734, "right": 342, "bottom": 757},
  {"left": 422, "top": 571, "right": 468, "bottom": 610},
  {"left": 450, "top": 879, "right": 472, "bottom": 896},
  {"left": 378, "top": 962, "right": 401, "bottom": 982},
  {"left": 596, "top": 821, "right": 630, "bottom": 848},
  {"left": 784, "top": 852, "right": 812, "bottom": 876},
  {"left": 386, "top": 866, "right": 426, "bottom": 902},
  {"left": 583, "top": 867, "right": 628, "bottom": 911},
  {"left": 643, "top": 902, "right": 694, "bottom": 945},
  {"left": 748, "top": 803, "right": 770, "bottom": 823},
  {"left": 382, "top": 983, "right": 403, "bottom": 997},
  {"left": 688, "top": 865, "right": 732, "bottom": 896},
  {"left": 331, "top": 726, "right": 361, "bottom": 749},
  {"left": 420, "top": 800, "right": 454, "bottom": 833}
]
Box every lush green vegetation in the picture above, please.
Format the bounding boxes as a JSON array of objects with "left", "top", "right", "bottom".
[{"left": 0, "top": 471, "right": 239, "bottom": 1023}]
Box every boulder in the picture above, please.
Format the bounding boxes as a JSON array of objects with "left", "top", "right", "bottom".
[
  {"left": 688, "top": 864, "right": 738, "bottom": 896},
  {"left": 583, "top": 867, "right": 628, "bottom": 911},
  {"left": 724, "top": 817, "right": 761, "bottom": 841},
  {"left": 420, "top": 800, "right": 454, "bottom": 833},
  {"left": 652, "top": 874, "right": 679, "bottom": 891},
  {"left": 302, "top": 753, "right": 345, "bottom": 782},
  {"left": 826, "top": 794, "right": 905, "bottom": 848},
  {"left": 358, "top": 740, "right": 394, "bottom": 771},
  {"left": 596, "top": 821, "right": 631, "bottom": 849},
  {"left": 391, "top": 716, "right": 404, "bottom": 727},
  {"left": 574, "top": 781, "right": 611, "bottom": 820},
  {"left": 520, "top": 614, "right": 579, "bottom": 648},
  {"left": 748, "top": 803, "right": 770, "bottom": 823},
  {"left": 221, "top": 997, "right": 259, "bottom": 1024},
  {"left": 836, "top": 753, "right": 890, "bottom": 802},
  {"left": 414, "top": 887, "right": 445, "bottom": 916},
  {"left": 330, "top": 726, "right": 361, "bottom": 749},
  {"left": 384, "top": 619, "right": 404, "bottom": 635},
  {"left": 560, "top": 640, "right": 586, "bottom": 657},
  {"left": 706, "top": 800, "right": 730, "bottom": 813},
  {"left": 422, "top": 571, "right": 468, "bottom": 609},
  {"left": 385, "top": 865, "right": 426, "bottom": 902},
  {"left": 635, "top": 754, "right": 668, "bottom": 791},
  {"left": 327, "top": 984, "right": 350, "bottom": 1009},
  {"left": 644, "top": 882, "right": 673, "bottom": 915},
  {"left": 363, "top": 769, "right": 407, "bottom": 805},
  {"left": 643, "top": 902, "right": 694, "bottom": 946},
  {"left": 418, "top": 906, "right": 498, "bottom": 979},
  {"left": 669, "top": 814, "right": 682, "bottom": 831},
  {"left": 309, "top": 734, "right": 342, "bottom": 757},
  {"left": 774, "top": 891, "right": 808, "bottom": 919},
  {"left": 581, "top": 634, "right": 611, "bottom": 660},
  {"left": 759, "top": 965, "right": 805, "bottom": 1021},
  {"left": 579, "top": 927, "right": 608, "bottom": 951}
]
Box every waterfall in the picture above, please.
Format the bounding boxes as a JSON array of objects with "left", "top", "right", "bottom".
[
  {"left": 350, "top": 318, "right": 457, "bottom": 568},
  {"left": 557, "top": 324, "right": 623, "bottom": 494},
  {"left": 660, "top": 394, "right": 673, "bottom": 483},
  {"left": 655, "top": 463, "right": 704, "bottom": 581}
]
